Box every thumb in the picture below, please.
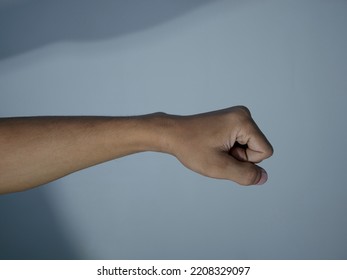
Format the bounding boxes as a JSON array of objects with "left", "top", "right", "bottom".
[{"left": 222, "top": 154, "right": 268, "bottom": 186}]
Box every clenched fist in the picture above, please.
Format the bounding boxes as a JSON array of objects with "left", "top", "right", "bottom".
[{"left": 162, "top": 106, "right": 273, "bottom": 185}]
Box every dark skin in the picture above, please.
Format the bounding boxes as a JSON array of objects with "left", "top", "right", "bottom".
[{"left": 0, "top": 106, "right": 273, "bottom": 194}]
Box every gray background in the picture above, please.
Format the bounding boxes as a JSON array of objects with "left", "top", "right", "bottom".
[{"left": 0, "top": 0, "right": 346, "bottom": 259}]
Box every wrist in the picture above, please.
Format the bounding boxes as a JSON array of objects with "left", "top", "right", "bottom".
[{"left": 138, "top": 112, "right": 180, "bottom": 155}]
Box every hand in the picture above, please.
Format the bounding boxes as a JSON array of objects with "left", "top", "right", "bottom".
[{"left": 167, "top": 106, "right": 273, "bottom": 185}]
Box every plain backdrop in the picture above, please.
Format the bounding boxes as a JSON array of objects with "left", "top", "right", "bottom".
[{"left": 0, "top": 0, "right": 346, "bottom": 259}]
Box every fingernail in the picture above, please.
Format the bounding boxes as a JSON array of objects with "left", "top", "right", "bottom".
[{"left": 256, "top": 168, "right": 268, "bottom": 185}]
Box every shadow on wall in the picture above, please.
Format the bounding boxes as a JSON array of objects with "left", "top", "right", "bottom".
[
  {"left": 0, "top": 0, "right": 214, "bottom": 60},
  {"left": 0, "top": 183, "right": 79, "bottom": 260}
]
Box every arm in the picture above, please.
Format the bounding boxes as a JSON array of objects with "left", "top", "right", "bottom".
[{"left": 0, "top": 106, "right": 273, "bottom": 194}]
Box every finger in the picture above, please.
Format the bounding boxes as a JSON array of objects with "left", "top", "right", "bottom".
[
  {"left": 229, "top": 143, "right": 262, "bottom": 163},
  {"left": 237, "top": 120, "right": 273, "bottom": 163},
  {"left": 229, "top": 145, "right": 249, "bottom": 162}
]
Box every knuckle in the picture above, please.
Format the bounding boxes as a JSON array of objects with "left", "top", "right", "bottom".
[
  {"left": 234, "top": 105, "right": 251, "bottom": 117},
  {"left": 265, "top": 145, "right": 274, "bottom": 158},
  {"left": 231, "top": 106, "right": 252, "bottom": 127}
]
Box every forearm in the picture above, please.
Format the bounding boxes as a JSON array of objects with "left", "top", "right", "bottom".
[{"left": 0, "top": 114, "right": 172, "bottom": 194}]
